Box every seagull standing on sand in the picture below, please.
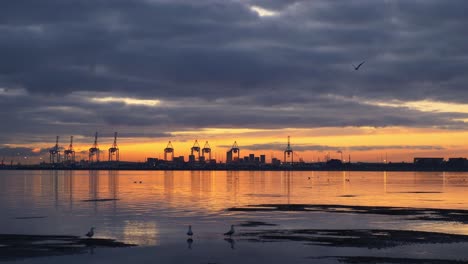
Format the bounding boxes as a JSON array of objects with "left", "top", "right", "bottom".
[
  {"left": 187, "top": 225, "right": 193, "bottom": 237},
  {"left": 224, "top": 225, "right": 235, "bottom": 237},
  {"left": 85, "top": 227, "right": 95, "bottom": 238},
  {"left": 352, "top": 61, "right": 365, "bottom": 70}
]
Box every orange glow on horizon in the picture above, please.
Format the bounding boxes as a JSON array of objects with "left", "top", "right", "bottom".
[{"left": 7, "top": 126, "right": 468, "bottom": 164}]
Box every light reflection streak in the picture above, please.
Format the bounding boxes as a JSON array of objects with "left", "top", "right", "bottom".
[
  {"left": 384, "top": 171, "right": 387, "bottom": 193},
  {"left": 122, "top": 220, "right": 159, "bottom": 246}
]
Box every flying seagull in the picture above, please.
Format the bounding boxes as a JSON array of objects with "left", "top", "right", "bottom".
[
  {"left": 85, "top": 227, "right": 95, "bottom": 238},
  {"left": 352, "top": 61, "right": 365, "bottom": 70},
  {"left": 187, "top": 225, "right": 193, "bottom": 237},
  {"left": 224, "top": 225, "right": 235, "bottom": 237}
]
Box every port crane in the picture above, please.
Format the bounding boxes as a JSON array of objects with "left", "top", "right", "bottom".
[
  {"left": 49, "top": 136, "right": 61, "bottom": 163},
  {"left": 108, "top": 132, "right": 120, "bottom": 161},
  {"left": 202, "top": 141, "right": 212, "bottom": 161},
  {"left": 191, "top": 140, "right": 201, "bottom": 161},
  {"left": 283, "top": 136, "right": 294, "bottom": 164},
  {"left": 64, "top": 136, "right": 76, "bottom": 163},
  {"left": 89, "top": 132, "right": 100, "bottom": 162},
  {"left": 164, "top": 141, "right": 174, "bottom": 161}
]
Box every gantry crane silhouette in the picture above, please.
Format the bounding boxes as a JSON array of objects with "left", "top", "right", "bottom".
[
  {"left": 191, "top": 140, "right": 201, "bottom": 161},
  {"left": 202, "top": 141, "right": 211, "bottom": 161},
  {"left": 283, "top": 136, "right": 294, "bottom": 164},
  {"left": 164, "top": 141, "right": 174, "bottom": 161},
  {"left": 108, "top": 132, "right": 120, "bottom": 161},
  {"left": 49, "top": 136, "right": 61, "bottom": 163},
  {"left": 64, "top": 136, "right": 75, "bottom": 163},
  {"left": 89, "top": 132, "right": 100, "bottom": 162},
  {"left": 226, "top": 141, "right": 240, "bottom": 162}
]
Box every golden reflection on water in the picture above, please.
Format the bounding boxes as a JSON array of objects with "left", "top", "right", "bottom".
[
  {"left": 2, "top": 170, "right": 468, "bottom": 211},
  {"left": 1, "top": 170, "right": 468, "bottom": 243},
  {"left": 121, "top": 220, "right": 159, "bottom": 245}
]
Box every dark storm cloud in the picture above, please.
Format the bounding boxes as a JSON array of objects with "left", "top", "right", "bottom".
[
  {"left": 0, "top": 0, "right": 467, "bottom": 144},
  {"left": 221, "top": 142, "right": 445, "bottom": 152}
]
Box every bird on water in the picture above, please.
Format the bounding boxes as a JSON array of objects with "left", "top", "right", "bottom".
[
  {"left": 187, "top": 225, "right": 193, "bottom": 237},
  {"left": 352, "top": 61, "right": 365, "bottom": 70},
  {"left": 224, "top": 225, "right": 235, "bottom": 237},
  {"left": 85, "top": 227, "right": 95, "bottom": 238}
]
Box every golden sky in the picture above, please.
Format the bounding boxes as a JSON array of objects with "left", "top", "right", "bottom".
[{"left": 11, "top": 126, "right": 466, "bottom": 164}]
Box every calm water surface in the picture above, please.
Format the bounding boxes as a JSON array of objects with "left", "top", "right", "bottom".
[{"left": 1, "top": 170, "right": 467, "bottom": 263}]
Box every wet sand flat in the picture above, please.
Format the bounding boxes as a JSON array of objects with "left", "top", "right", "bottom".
[
  {"left": 0, "top": 234, "right": 135, "bottom": 261},
  {"left": 228, "top": 204, "right": 468, "bottom": 223}
]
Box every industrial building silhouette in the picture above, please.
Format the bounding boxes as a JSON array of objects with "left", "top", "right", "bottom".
[{"left": 0, "top": 133, "right": 466, "bottom": 171}]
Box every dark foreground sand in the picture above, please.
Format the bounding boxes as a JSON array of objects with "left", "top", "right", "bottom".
[{"left": 0, "top": 234, "right": 135, "bottom": 261}]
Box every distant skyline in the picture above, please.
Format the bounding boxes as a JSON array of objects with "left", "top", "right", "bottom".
[{"left": 0, "top": 0, "right": 467, "bottom": 163}]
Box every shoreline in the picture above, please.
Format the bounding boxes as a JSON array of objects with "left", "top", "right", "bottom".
[
  {"left": 227, "top": 203, "right": 468, "bottom": 224},
  {"left": 1, "top": 167, "right": 467, "bottom": 172}
]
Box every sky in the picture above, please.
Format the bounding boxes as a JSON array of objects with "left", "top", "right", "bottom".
[{"left": 0, "top": 0, "right": 467, "bottom": 163}]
